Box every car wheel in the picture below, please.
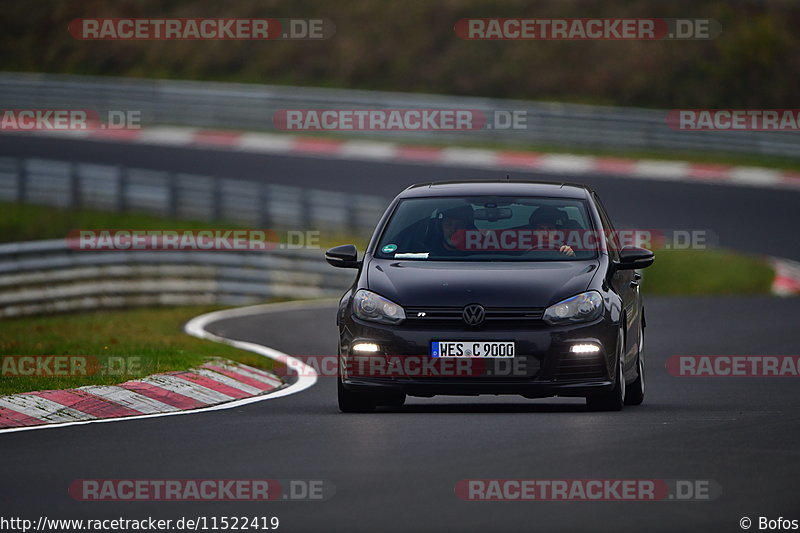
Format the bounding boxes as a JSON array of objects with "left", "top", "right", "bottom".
[
  {"left": 337, "top": 375, "right": 377, "bottom": 413},
  {"left": 337, "top": 348, "right": 376, "bottom": 413},
  {"left": 586, "top": 327, "right": 625, "bottom": 412},
  {"left": 624, "top": 321, "right": 645, "bottom": 406},
  {"left": 378, "top": 391, "right": 406, "bottom": 408}
]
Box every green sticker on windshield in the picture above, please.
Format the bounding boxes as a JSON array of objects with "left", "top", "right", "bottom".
[{"left": 382, "top": 244, "right": 398, "bottom": 253}]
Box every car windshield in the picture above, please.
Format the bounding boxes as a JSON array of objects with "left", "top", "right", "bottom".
[{"left": 374, "top": 196, "right": 598, "bottom": 261}]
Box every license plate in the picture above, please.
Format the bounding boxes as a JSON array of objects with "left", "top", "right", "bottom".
[{"left": 431, "top": 341, "right": 515, "bottom": 358}]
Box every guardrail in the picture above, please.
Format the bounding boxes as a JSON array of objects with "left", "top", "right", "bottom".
[
  {"left": 0, "top": 152, "right": 388, "bottom": 317},
  {"left": 1, "top": 72, "right": 798, "bottom": 158},
  {"left": 0, "top": 156, "right": 388, "bottom": 237},
  {"left": 0, "top": 155, "right": 384, "bottom": 317},
  {"left": 0, "top": 239, "right": 355, "bottom": 317}
]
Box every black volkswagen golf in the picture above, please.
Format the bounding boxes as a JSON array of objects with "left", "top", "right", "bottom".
[{"left": 326, "top": 181, "right": 654, "bottom": 412}]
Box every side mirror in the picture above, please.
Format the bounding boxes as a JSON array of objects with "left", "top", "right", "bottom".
[
  {"left": 325, "top": 244, "right": 361, "bottom": 269},
  {"left": 615, "top": 246, "right": 655, "bottom": 270}
]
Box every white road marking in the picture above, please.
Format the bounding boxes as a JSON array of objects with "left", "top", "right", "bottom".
[
  {"left": 729, "top": 167, "right": 781, "bottom": 186},
  {"left": 137, "top": 127, "right": 197, "bottom": 146},
  {"left": 184, "top": 300, "right": 323, "bottom": 402},
  {"left": 236, "top": 132, "right": 295, "bottom": 153},
  {"left": 538, "top": 154, "right": 595, "bottom": 173},
  {"left": 440, "top": 148, "right": 498, "bottom": 167},
  {"left": 0, "top": 299, "right": 331, "bottom": 434},
  {"left": 633, "top": 160, "right": 691, "bottom": 180},
  {"left": 340, "top": 141, "right": 397, "bottom": 160},
  {"left": 7, "top": 127, "right": 800, "bottom": 191}
]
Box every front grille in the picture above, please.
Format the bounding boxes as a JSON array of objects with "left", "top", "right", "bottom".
[{"left": 404, "top": 306, "right": 544, "bottom": 327}]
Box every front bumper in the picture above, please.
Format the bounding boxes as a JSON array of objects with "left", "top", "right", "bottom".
[{"left": 339, "top": 315, "right": 619, "bottom": 398}]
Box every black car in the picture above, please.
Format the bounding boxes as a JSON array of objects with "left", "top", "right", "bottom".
[{"left": 326, "top": 180, "right": 654, "bottom": 412}]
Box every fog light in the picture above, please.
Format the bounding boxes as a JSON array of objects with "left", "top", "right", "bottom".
[
  {"left": 570, "top": 343, "right": 601, "bottom": 354},
  {"left": 353, "top": 342, "right": 380, "bottom": 353}
]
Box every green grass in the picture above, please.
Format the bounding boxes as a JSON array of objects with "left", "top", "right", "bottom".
[
  {"left": 0, "top": 203, "right": 233, "bottom": 243},
  {"left": 0, "top": 202, "right": 369, "bottom": 249},
  {"left": 0, "top": 305, "right": 274, "bottom": 395},
  {"left": 642, "top": 249, "right": 774, "bottom": 295}
]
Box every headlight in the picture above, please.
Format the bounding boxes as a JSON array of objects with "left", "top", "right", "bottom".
[
  {"left": 352, "top": 290, "right": 406, "bottom": 324},
  {"left": 543, "top": 291, "right": 603, "bottom": 325}
]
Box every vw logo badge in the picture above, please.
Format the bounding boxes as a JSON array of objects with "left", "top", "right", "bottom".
[{"left": 462, "top": 304, "right": 485, "bottom": 326}]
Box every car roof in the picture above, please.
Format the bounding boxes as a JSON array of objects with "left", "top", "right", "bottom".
[{"left": 397, "top": 180, "right": 594, "bottom": 199}]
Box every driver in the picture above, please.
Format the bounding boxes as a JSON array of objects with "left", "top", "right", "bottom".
[
  {"left": 528, "top": 206, "right": 575, "bottom": 257},
  {"left": 438, "top": 205, "right": 475, "bottom": 252}
]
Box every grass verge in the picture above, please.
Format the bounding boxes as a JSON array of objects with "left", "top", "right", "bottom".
[
  {"left": 643, "top": 249, "right": 774, "bottom": 295},
  {"left": 0, "top": 202, "right": 369, "bottom": 249},
  {"left": 0, "top": 306, "right": 274, "bottom": 395}
]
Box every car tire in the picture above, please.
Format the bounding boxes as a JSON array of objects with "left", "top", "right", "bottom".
[
  {"left": 338, "top": 375, "right": 377, "bottom": 413},
  {"left": 337, "top": 348, "right": 377, "bottom": 413},
  {"left": 624, "top": 321, "right": 645, "bottom": 406},
  {"left": 377, "top": 391, "right": 407, "bottom": 408},
  {"left": 586, "top": 327, "right": 625, "bottom": 412}
]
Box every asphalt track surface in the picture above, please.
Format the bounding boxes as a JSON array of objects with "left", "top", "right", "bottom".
[
  {"left": 1, "top": 134, "right": 799, "bottom": 532},
  {"left": 1, "top": 297, "right": 799, "bottom": 532},
  {"left": 1, "top": 133, "right": 799, "bottom": 260}
]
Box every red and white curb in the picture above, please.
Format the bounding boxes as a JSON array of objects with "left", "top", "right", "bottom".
[
  {"left": 0, "top": 300, "right": 329, "bottom": 434},
  {"left": 0, "top": 360, "right": 282, "bottom": 430},
  {"left": 771, "top": 258, "right": 800, "bottom": 296},
  {"left": 10, "top": 127, "right": 800, "bottom": 191}
]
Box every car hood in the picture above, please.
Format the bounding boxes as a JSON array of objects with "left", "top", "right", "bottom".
[{"left": 366, "top": 257, "right": 600, "bottom": 308}]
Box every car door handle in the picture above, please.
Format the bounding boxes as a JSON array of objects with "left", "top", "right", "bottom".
[{"left": 633, "top": 272, "right": 642, "bottom": 280}]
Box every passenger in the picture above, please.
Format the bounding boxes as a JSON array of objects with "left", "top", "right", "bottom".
[{"left": 528, "top": 207, "right": 575, "bottom": 257}]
